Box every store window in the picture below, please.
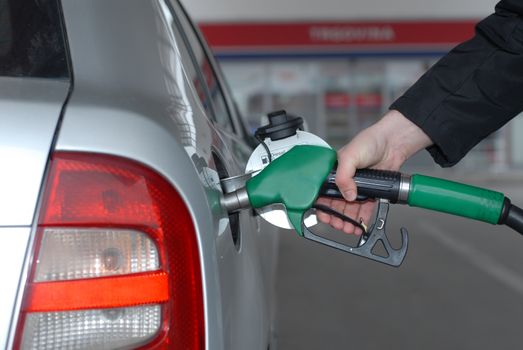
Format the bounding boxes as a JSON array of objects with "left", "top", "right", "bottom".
[{"left": 220, "top": 58, "right": 427, "bottom": 149}]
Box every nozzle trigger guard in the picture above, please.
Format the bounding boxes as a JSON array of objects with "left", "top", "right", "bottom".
[{"left": 303, "top": 199, "right": 409, "bottom": 267}]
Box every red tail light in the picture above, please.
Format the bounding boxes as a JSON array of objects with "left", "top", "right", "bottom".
[{"left": 15, "top": 152, "right": 204, "bottom": 349}]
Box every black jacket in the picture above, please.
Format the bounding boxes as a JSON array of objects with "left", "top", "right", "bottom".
[{"left": 390, "top": 0, "right": 523, "bottom": 167}]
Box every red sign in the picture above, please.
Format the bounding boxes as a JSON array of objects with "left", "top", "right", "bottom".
[
  {"left": 199, "top": 21, "right": 477, "bottom": 53},
  {"left": 356, "top": 93, "right": 382, "bottom": 108},
  {"left": 324, "top": 92, "right": 383, "bottom": 109},
  {"left": 324, "top": 92, "right": 350, "bottom": 109}
]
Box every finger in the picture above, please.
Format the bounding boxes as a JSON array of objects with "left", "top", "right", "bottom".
[
  {"left": 353, "top": 203, "right": 366, "bottom": 236},
  {"left": 315, "top": 197, "right": 332, "bottom": 224},
  {"left": 358, "top": 201, "right": 376, "bottom": 228},
  {"left": 330, "top": 199, "right": 347, "bottom": 231},
  {"left": 335, "top": 147, "right": 358, "bottom": 202},
  {"left": 351, "top": 201, "right": 376, "bottom": 236},
  {"left": 342, "top": 201, "right": 361, "bottom": 235}
]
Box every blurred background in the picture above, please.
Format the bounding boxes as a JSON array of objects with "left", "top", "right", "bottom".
[
  {"left": 185, "top": 1, "right": 523, "bottom": 349},
  {"left": 186, "top": 0, "right": 523, "bottom": 175}
]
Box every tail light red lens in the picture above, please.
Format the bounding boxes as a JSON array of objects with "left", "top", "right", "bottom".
[{"left": 15, "top": 152, "right": 204, "bottom": 349}]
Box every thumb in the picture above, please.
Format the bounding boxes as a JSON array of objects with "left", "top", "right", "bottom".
[{"left": 335, "top": 147, "right": 358, "bottom": 202}]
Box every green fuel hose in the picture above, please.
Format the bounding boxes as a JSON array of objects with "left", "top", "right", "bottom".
[
  {"left": 407, "top": 175, "right": 523, "bottom": 234},
  {"left": 408, "top": 174, "right": 504, "bottom": 224},
  {"left": 504, "top": 203, "right": 523, "bottom": 233}
]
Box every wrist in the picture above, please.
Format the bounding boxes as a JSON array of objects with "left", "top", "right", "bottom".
[{"left": 377, "top": 110, "right": 433, "bottom": 168}]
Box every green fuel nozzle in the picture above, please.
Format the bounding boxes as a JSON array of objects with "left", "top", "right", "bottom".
[
  {"left": 246, "top": 145, "right": 337, "bottom": 235},
  {"left": 222, "top": 145, "right": 337, "bottom": 235},
  {"left": 222, "top": 144, "right": 523, "bottom": 267}
]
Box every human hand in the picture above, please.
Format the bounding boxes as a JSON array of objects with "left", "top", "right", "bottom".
[{"left": 316, "top": 110, "right": 432, "bottom": 234}]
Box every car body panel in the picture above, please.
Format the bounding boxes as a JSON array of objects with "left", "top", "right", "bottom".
[
  {"left": 0, "top": 77, "right": 69, "bottom": 226},
  {"left": 10, "top": 0, "right": 278, "bottom": 349},
  {"left": 2, "top": 0, "right": 279, "bottom": 348}
]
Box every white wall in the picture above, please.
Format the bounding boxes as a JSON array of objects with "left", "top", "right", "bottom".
[{"left": 183, "top": 0, "right": 497, "bottom": 22}]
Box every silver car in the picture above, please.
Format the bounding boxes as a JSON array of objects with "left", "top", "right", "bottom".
[{"left": 0, "top": 0, "right": 279, "bottom": 349}]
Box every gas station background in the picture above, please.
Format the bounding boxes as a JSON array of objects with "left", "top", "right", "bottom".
[{"left": 185, "top": 0, "right": 523, "bottom": 173}]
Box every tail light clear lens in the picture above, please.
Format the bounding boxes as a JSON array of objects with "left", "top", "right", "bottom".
[
  {"left": 14, "top": 152, "right": 204, "bottom": 350},
  {"left": 35, "top": 228, "right": 160, "bottom": 281},
  {"left": 21, "top": 305, "right": 162, "bottom": 350}
]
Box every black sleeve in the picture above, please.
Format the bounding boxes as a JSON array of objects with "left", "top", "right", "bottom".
[{"left": 390, "top": 0, "right": 523, "bottom": 167}]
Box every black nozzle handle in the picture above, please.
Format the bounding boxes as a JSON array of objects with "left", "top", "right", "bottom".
[{"left": 320, "top": 169, "right": 403, "bottom": 203}]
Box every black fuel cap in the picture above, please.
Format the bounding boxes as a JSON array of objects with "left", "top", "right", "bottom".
[{"left": 255, "top": 110, "right": 304, "bottom": 141}]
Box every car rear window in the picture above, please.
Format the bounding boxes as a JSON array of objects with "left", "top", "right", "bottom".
[{"left": 0, "top": 0, "right": 69, "bottom": 79}]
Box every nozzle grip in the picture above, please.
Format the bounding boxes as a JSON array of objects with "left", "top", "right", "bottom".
[
  {"left": 354, "top": 169, "right": 402, "bottom": 202},
  {"left": 321, "top": 169, "right": 402, "bottom": 202}
]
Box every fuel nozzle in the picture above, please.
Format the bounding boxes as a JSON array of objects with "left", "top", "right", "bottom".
[{"left": 222, "top": 144, "right": 408, "bottom": 267}]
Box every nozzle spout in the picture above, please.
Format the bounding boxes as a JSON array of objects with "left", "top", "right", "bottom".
[{"left": 221, "top": 187, "right": 251, "bottom": 213}]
